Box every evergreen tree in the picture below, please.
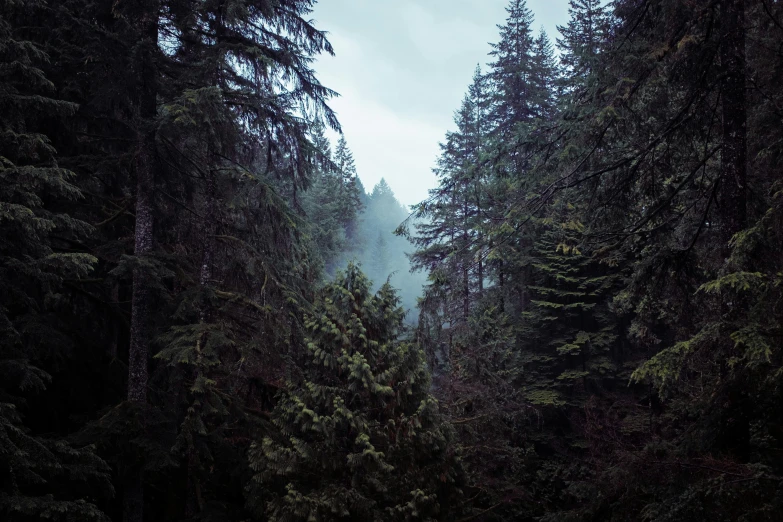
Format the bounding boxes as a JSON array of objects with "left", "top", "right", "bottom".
[
  {"left": 556, "top": 0, "right": 610, "bottom": 94},
  {"left": 370, "top": 232, "right": 390, "bottom": 281},
  {"left": 530, "top": 29, "right": 558, "bottom": 121},
  {"left": 5, "top": 0, "right": 783, "bottom": 520},
  {"left": 0, "top": 3, "right": 113, "bottom": 519},
  {"left": 29, "top": 0, "right": 342, "bottom": 519},
  {"left": 148, "top": 1, "right": 342, "bottom": 518},
  {"left": 406, "top": 59, "right": 539, "bottom": 519},
  {"left": 488, "top": 0, "right": 537, "bottom": 136},
  {"left": 248, "top": 264, "right": 462, "bottom": 521}
]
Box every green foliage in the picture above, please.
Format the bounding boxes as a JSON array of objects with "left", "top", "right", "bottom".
[
  {"left": 0, "top": 4, "right": 111, "bottom": 518},
  {"left": 3, "top": 0, "right": 783, "bottom": 520},
  {"left": 301, "top": 130, "right": 363, "bottom": 274},
  {"left": 248, "top": 264, "right": 462, "bottom": 521}
]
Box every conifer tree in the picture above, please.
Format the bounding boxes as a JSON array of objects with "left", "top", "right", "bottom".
[
  {"left": 248, "top": 264, "right": 462, "bottom": 521},
  {"left": 488, "top": 0, "right": 537, "bottom": 136},
  {"left": 302, "top": 132, "right": 363, "bottom": 273},
  {"left": 370, "top": 232, "right": 390, "bottom": 281},
  {"left": 519, "top": 200, "right": 620, "bottom": 410},
  {"left": 534, "top": 0, "right": 783, "bottom": 518},
  {"left": 406, "top": 60, "right": 536, "bottom": 520},
  {"left": 556, "top": 0, "right": 610, "bottom": 94},
  {"left": 483, "top": 2, "right": 558, "bottom": 316},
  {"left": 25, "top": 0, "right": 343, "bottom": 519},
  {"left": 0, "top": 3, "right": 113, "bottom": 519},
  {"left": 148, "top": 1, "right": 342, "bottom": 518}
]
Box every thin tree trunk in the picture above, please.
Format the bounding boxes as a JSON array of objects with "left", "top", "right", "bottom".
[
  {"left": 185, "top": 169, "right": 216, "bottom": 518},
  {"left": 719, "top": 0, "right": 747, "bottom": 248},
  {"left": 477, "top": 232, "right": 484, "bottom": 295},
  {"left": 463, "top": 195, "right": 470, "bottom": 321},
  {"left": 125, "top": 2, "right": 159, "bottom": 521},
  {"left": 127, "top": 111, "right": 155, "bottom": 406},
  {"left": 717, "top": 0, "right": 747, "bottom": 387}
]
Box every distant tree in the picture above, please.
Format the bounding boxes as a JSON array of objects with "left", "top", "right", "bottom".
[
  {"left": 370, "top": 232, "right": 390, "bottom": 281},
  {"left": 302, "top": 133, "right": 363, "bottom": 273},
  {"left": 370, "top": 178, "right": 395, "bottom": 202},
  {"left": 332, "top": 136, "right": 364, "bottom": 243}
]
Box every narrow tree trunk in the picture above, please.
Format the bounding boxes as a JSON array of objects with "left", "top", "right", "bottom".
[
  {"left": 127, "top": 120, "right": 155, "bottom": 405},
  {"left": 717, "top": 0, "right": 747, "bottom": 389},
  {"left": 495, "top": 236, "right": 505, "bottom": 313},
  {"left": 476, "top": 192, "right": 484, "bottom": 297},
  {"left": 719, "top": 0, "right": 747, "bottom": 249},
  {"left": 463, "top": 264, "right": 470, "bottom": 321},
  {"left": 110, "top": 284, "right": 120, "bottom": 359},
  {"left": 185, "top": 169, "right": 216, "bottom": 518},
  {"left": 463, "top": 195, "right": 470, "bottom": 321},
  {"left": 477, "top": 232, "right": 484, "bottom": 296},
  {"left": 125, "top": 2, "right": 159, "bottom": 521}
]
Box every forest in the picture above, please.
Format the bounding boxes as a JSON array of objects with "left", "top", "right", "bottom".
[{"left": 1, "top": 0, "right": 782, "bottom": 520}]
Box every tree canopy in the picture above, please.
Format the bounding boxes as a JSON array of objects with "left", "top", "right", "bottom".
[{"left": 2, "top": 0, "right": 782, "bottom": 520}]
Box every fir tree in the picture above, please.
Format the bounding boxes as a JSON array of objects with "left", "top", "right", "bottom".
[
  {"left": 556, "top": 0, "right": 610, "bottom": 93},
  {"left": 488, "top": 0, "right": 537, "bottom": 136},
  {"left": 248, "top": 264, "right": 462, "bottom": 521}
]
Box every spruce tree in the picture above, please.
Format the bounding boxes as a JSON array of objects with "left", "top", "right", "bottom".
[{"left": 302, "top": 132, "right": 363, "bottom": 273}]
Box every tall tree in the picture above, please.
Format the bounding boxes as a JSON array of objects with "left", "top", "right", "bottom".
[
  {"left": 488, "top": 0, "right": 537, "bottom": 136},
  {"left": 556, "top": 0, "right": 610, "bottom": 93},
  {"left": 123, "top": 2, "right": 159, "bottom": 519}
]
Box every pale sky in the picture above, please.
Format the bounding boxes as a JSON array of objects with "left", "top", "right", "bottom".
[{"left": 311, "top": 0, "right": 570, "bottom": 207}]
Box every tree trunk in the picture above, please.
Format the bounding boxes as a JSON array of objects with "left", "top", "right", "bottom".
[
  {"left": 477, "top": 232, "right": 484, "bottom": 296},
  {"left": 719, "top": 0, "right": 747, "bottom": 249},
  {"left": 185, "top": 169, "right": 216, "bottom": 518},
  {"left": 125, "top": 2, "right": 159, "bottom": 521},
  {"left": 463, "top": 195, "right": 470, "bottom": 321}
]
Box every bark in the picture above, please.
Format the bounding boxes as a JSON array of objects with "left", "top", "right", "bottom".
[
  {"left": 717, "top": 0, "right": 747, "bottom": 385},
  {"left": 125, "top": 1, "right": 159, "bottom": 521},
  {"left": 719, "top": 0, "right": 747, "bottom": 249},
  {"left": 185, "top": 169, "right": 216, "bottom": 518},
  {"left": 477, "top": 233, "right": 484, "bottom": 295},
  {"left": 462, "top": 192, "right": 471, "bottom": 321}
]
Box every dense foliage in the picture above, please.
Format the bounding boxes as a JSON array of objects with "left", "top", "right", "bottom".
[
  {"left": 2, "top": 0, "right": 782, "bottom": 520},
  {"left": 248, "top": 265, "right": 460, "bottom": 521},
  {"left": 400, "top": 0, "right": 783, "bottom": 520}
]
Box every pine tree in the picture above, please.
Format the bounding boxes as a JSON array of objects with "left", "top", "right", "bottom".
[
  {"left": 406, "top": 60, "right": 540, "bottom": 520},
  {"left": 519, "top": 201, "right": 620, "bottom": 411},
  {"left": 247, "top": 264, "right": 462, "bottom": 521},
  {"left": 407, "top": 68, "right": 493, "bottom": 328},
  {"left": 534, "top": 0, "right": 783, "bottom": 518},
  {"left": 24, "top": 0, "right": 344, "bottom": 519},
  {"left": 482, "top": 2, "right": 559, "bottom": 317},
  {"left": 530, "top": 29, "right": 558, "bottom": 122}
]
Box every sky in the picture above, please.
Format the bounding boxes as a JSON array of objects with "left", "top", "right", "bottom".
[{"left": 310, "top": 0, "right": 571, "bottom": 207}]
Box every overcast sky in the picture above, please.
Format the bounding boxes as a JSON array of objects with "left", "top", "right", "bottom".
[{"left": 310, "top": 0, "right": 570, "bottom": 207}]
